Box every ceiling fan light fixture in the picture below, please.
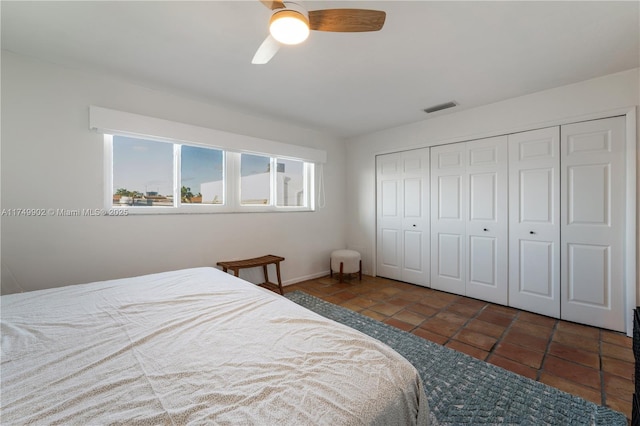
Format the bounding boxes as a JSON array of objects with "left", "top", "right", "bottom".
[{"left": 269, "top": 9, "right": 309, "bottom": 45}]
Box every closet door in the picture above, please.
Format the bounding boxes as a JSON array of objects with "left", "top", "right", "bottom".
[
  {"left": 430, "top": 143, "right": 467, "bottom": 296},
  {"left": 560, "top": 116, "right": 625, "bottom": 331},
  {"left": 376, "top": 148, "right": 430, "bottom": 286},
  {"left": 466, "top": 136, "right": 508, "bottom": 305},
  {"left": 430, "top": 137, "right": 508, "bottom": 302},
  {"left": 508, "top": 127, "right": 560, "bottom": 317}
]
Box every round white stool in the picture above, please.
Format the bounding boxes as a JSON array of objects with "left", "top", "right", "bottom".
[{"left": 330, "top": 249, "right": 362, "bottom": 283}]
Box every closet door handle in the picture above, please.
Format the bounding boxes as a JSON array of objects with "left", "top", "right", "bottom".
[
  {"left": 483, "top": 228, "right": 488, "bottom": 232},
  {"left": 530, "top": 231, "right": 535, "bottom": 235},
  {"left": 412, "top": 224, "right": 417, "bottom": 227}
]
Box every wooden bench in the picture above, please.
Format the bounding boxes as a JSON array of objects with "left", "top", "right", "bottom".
[{"left": 217, "top": 255, "right": 285, "bottom": 295}]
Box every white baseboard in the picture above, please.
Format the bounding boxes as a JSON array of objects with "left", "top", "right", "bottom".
[{"left": 282, "top": 270, "right": 331, "bottom": 286}]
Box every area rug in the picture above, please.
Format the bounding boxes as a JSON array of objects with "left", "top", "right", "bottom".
[{"left": 285, "top": 291, "right": 627, "bottom": 425}]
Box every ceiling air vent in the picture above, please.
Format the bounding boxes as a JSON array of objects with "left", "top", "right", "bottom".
[{"left": 423, "top": 101, "right": 458, "bottom": 114}]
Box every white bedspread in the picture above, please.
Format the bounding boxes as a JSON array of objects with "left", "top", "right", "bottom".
[{"left": 1, "top": 267, "right": 428, "bottom": 425}]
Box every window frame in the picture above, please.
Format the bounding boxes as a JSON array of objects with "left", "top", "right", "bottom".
[{"left": 104, "top": 135, "right": 315, "bottom": 215}]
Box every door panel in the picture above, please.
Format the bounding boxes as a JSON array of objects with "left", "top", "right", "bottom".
[
  {"left": 381, "top": 180, "right": 398, "bottom": 217},
  {"left": 377, "top": 154, "right": 403, "bottom": 280},
  {"left": 567, "top": 164, "right": 609, "bottom": 225},
  {"left": 404, "top": 230, "right": 423, "bottom": 271},
  {"left": 468, "top": 236, "right": 496, "bottom": 286},
  {"left": 469, "top": 173, "right": 496, "bottom": 221},
  {"left": 567, "top": 243, "right": 608, "bottom": 306},
  {"left": 519, "top": 240, "right": 554, "bottom": 297},
  {"left": 437, "top": 234, "right": 463, "bottom": 279},
  {"left": 380, "top": 228, "right": 400, "bottom": 270},
  {"left": 376, "top": 148, "right": 430, "bottom": 286},
  {"left": 404, "top": 178, "right": 422, "bottom": 217},
  {"left": 561, "top": 116, "right": 625, "bottom": 331},
  {"left": 509, "top": 127, "right": 560, "bottom": 317},
  {"left": 438, "top": 150, "right": 463, "bottom": 169},
  {"left": 466, "top": 136, "right": 508, "bottom": 304},
  {"left": 431, "top": 144, "right": 467, "bottom": 295},
  {"left": 438, "top": 175, "right": 462, "bottom": 219},
  {"left": 519, "top": 169, "right": 554, "bottom": 223},
  {"left": 469, "top": 145, "right": 498, "bottom": 165},
  {"left": 400, "top": 149, "right": 430, "bottom": 285}
]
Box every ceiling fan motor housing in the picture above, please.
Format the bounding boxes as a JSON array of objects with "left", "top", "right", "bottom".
[{"left": 269, "top": 2, "right": 309, "bottom": 45}]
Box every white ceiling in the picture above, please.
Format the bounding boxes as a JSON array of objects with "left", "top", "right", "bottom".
[{"left": 2, "top": 1, "right": 638, "bottom": 138}]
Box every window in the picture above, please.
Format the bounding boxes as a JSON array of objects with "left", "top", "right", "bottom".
[
  {"left": 238, "top": 155, "right": 310, "bottom": 208},
  {"left": 106, "top": 135, "right": 314, "bottom": 213},
  {"left": 93, "top": 106, "right": 324, "bottom": 214},
  {"left": 112, "top": 136, "right": 173, "bottom": 207},
  {"left": 181, "top": 145, "right": 224, "bottom": 205},
  {"left": 241, "top": 153, "right": 271, "bottom": 205},
  {"left": 275, "top": 158, "right": 306, "bottom": 207}
]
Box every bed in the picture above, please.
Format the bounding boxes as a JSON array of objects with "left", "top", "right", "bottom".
[{"left": 1, "top": 267, "right": 429, "bottom": 425}]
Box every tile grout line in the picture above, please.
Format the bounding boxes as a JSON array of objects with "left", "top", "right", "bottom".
[
  {"left": 412, "top": 296, "right": 516, "bottom": 355},
  {"left": 391, "top": 292, "right": 460, "bottom": 335},
  {"left": 397, "top": 294, "right": 517, "bottom": 357},
  {"left": 439, "top": 298, "right": 487, "bottom": 348},
  {"left": 467, "top": 303, "right": 517, "bottom": 353},
  {"left": 599, "top": 328, "right": 607, "bottom": 407},
  {"left": 485, "top": 310, "right": 520, "bottom": 361},
  {"left": 536, "top": 318, "right": 559, "bottom": 382},
  {"left": 393, "top": 289, "right": 440, "bottom": 332}
]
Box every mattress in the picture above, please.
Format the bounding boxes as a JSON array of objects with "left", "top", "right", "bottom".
[{"left": 1, "top": 267, "right": 429, "bottom": 425}]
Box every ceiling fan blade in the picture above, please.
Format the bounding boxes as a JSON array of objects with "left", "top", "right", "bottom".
[
  {"left": 251, "top": 35, "right": 281, "bottom": 64},
  {"left": 259, "top": 0, "right": 285, "bottom": 10},
  {"left": 308, "top": 9, "right": 386, "bottom": 32}
]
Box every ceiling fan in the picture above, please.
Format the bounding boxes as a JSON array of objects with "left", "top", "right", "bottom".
[{"left": 252, "top": 0, "right": 386, "bottom": 64}]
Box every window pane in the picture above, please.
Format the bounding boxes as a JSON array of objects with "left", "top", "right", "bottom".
[
  {"left": 276, "top": 159, "right": 306, "bottom": 207},
  {"left": 240, "top": 153, "right": 270, "bottom": 205},
  {"left": 112, "top": 136, "right": 173, "bottom": 207},
  {"left": 181, "top": 145, "right": 224, "bottom": 204}
]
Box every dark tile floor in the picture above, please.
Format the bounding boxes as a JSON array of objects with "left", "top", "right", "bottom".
[{"left": 283, "top": 274, "right": 634, "bottom": 422}]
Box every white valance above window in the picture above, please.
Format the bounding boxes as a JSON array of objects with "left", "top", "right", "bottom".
[{"left": 89, "top": 106, "right": 327, "bottom": 164}]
